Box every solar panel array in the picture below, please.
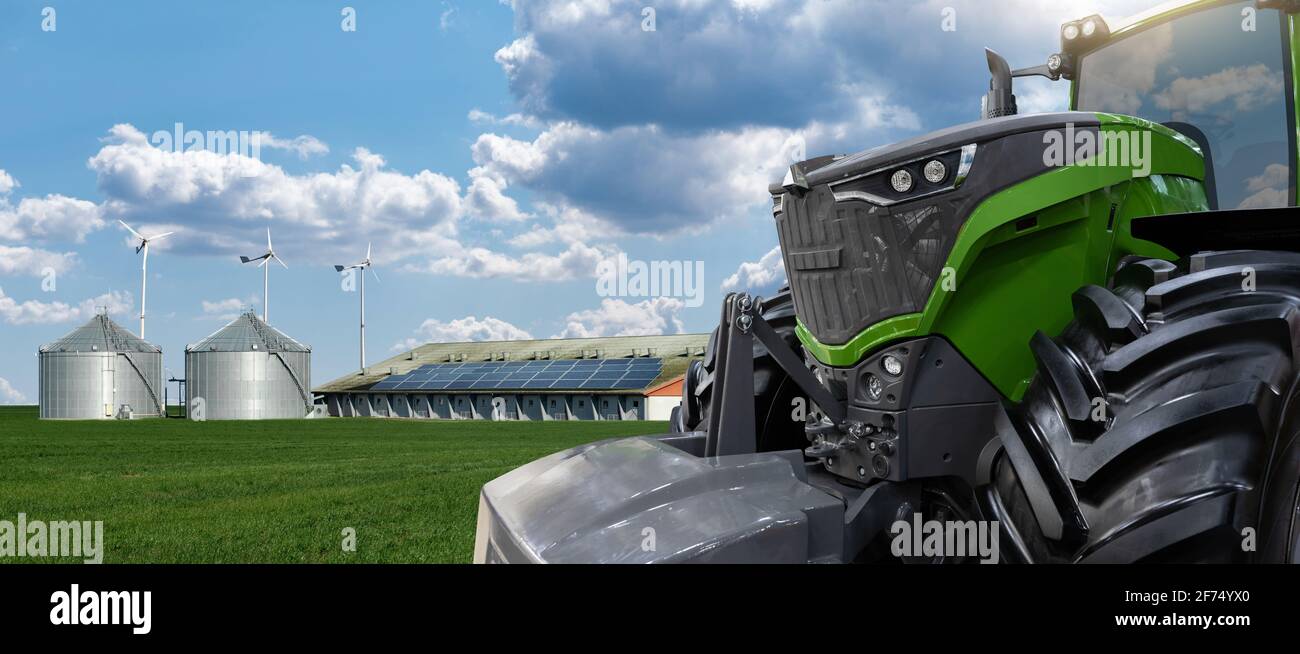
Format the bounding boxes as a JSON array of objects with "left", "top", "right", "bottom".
[{"left": 370, "top": 358, "right": 663, "bottom": 392}]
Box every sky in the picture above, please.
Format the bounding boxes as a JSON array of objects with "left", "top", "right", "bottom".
[{"left": 0, "top": 0, "right": 1155, "bottom": 404}]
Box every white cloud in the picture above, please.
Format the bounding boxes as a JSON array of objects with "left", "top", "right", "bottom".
[
  {"left": 465, "top": 167, "right": 530, "bottom": 222},
  {"left": 200, "top": 296, "right": 258, "bottom": 321},
  {"left": 0, "top": 287, "right": 132, "bottom": 325},
  {"left": 393, "top": 315, "right": 533, "bottom": 351},
  {"left": 494, "top": 33, "right": 543, "bottom": 96},
  {"left": 1246, "top": 163, "right": 1289, "bottom": 193},
  {"left": 555, "top": 297, "right": 686, "bottom": 338},
  {"left": 506, "top": 202, "right": 613, "bottom": 248},
  {"left": 467, "top": 96, "right": 917, "bottom": 233},
  {"left": 83, "top": 122, "right": 633, "bottom": 284},
  {"left": 497, "top": 0, "right": 1154, "bottom": 131},
  {"left": 0, "top": 170, "right": 104, "bottom": 243},
  {"left": 0, "top": 377, "right": 26, "bottom": 405},
  {"left": 722, "top": 245, "right": 785, "bottom": 291},
  {"left": 1238, "top": 163, "right": 1290, "bottom": 210},
  {"left": 1016, "top": 77, "right": 1070, "bottom": 115},
  {"left": 409, "top": 239, "right": 611, "bottom": 281},
  {"left": 440, "top": 2, "right": 457, "bottom": 30},
  {"left": 87, "top": 124, "right": 462, "bottom": 264},
  {"left": 0, "top": 245, "right": 78, "bottom": 277},
  {"left": 258, "top": 133, "right": 330, "bottom": 159},
  {"left": 1154, "top": 63, "right": 1284, "bottom": 117},
  {"left": 468, "top": 109, "right": 541, "bottom": 130}
]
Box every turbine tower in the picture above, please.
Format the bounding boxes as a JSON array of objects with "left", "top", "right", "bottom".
[
  {"left": 240, "top": 228, "right": 287, "bottom": 323},
  {"left": 335, "top": 243, "right": 378, "bottom": 373},
  {"left": 117, "top": 220, "right": 175, "bottom": 339}
]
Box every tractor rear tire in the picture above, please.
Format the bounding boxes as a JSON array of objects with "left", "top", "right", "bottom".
[
  {"left": 989, "top": 250, "right": 1300, "bottom": 562},
  {"left": 672, "top": 287, "right": 808, "bottom": 453}
]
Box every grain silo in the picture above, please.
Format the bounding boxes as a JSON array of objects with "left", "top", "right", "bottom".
[
  {"left": 185, "top": 311, "right": 311, "bottom": 420},
  {"left": 38, "top": 313, "right": 164, "bottom": 419}
]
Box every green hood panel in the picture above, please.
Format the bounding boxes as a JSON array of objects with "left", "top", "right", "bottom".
[{"left": 794, "top": 118, "right": 1207, "bottom": 399}]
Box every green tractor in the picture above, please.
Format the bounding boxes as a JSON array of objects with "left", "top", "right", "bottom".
[{"left": 474, "top": 0, "right": 1300, "bottom": 563}]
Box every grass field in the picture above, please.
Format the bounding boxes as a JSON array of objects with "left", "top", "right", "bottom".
[{"left": 0, "top": 406, "right": 667, "bottom": 563}]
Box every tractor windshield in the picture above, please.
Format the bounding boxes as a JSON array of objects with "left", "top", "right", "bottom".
[{"left": 1075, "top": 1, "right": 1291, "bottom": 210}]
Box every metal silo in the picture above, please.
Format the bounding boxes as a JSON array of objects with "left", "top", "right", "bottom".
[
  {"left": 185, "top": 311, "right": 312, "bottom": 420},
  {"left": 38, "top": 313, "right": 164, "bottom": 419}
]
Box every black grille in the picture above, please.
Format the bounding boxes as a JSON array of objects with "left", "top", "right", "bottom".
[
  {"left": 777, "top": 186, "right": 962, "bottom": 345},
  {"left": 776, "top": 125, "right": 1078, "bottom": 352}
]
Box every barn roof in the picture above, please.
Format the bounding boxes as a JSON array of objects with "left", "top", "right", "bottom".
[{"left": 315, "top": 333, "right": 707, "bottom": 394}]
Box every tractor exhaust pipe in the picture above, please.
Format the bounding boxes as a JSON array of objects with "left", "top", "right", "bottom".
[{"left": 981, "top": 48, "right": 1017, "bottom": 119}]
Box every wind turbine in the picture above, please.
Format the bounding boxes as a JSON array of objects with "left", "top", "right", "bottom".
[
  {"left": 240, "top": 228, "right": 287, "bottom": 323},
  {"left": 117, "top": 220, "right": 174, "bottom": 339},
  {"left": 335, "top": 243, "right": 378, "bottom": 372}
]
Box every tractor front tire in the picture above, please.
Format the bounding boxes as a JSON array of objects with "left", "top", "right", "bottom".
[
  {"left": 672, "top": 287, "right": 808, "bottom": 453},
  {"left": 989, "top": 251, "right": 1300, "bottom": 562}
]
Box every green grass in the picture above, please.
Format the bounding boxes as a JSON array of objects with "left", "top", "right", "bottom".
[{"left": 0, "top": 406, "right": 667, "bottom": 563}]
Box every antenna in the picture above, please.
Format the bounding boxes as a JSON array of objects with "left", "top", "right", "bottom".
[{"left": 117, "top": 220, "right": 174, "bottom": 338}]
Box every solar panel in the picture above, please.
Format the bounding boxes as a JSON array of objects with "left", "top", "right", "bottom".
[{"left": 369, "top": 358, "right": 663, "bottom": 392}]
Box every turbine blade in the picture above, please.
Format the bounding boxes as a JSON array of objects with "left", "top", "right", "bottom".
[
  {"left": 267, "top": 227, "right": 273, "bottom": 251},
  {"left": 118, "top": 220, "right": 144, "bottom": 240},
  {"left": 258, "top": 257, "right": 269, "bottom": 268},
  {"left": 150, "top": 231, "right": 175, "bottom": 241},
  {"left": 275, "top": 254, "right": 288, "bottom": 269},
  {"left": 366, "top": 242, "right": 372, "bottom": 261},
  {"left": 368, "top": 264, "right": 379, "bottom": 283}
]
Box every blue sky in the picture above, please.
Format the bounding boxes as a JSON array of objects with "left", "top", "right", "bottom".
[{"left": 0, "top": 0, "right": 1150, "bottom": 404}]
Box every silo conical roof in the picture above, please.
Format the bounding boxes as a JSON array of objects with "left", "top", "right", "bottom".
[
  {"left": 40, "top": 314, "right": 159, "bottom": 353},
  {"left": 188, "top": 311, "right": 310, "bottom": 353}
]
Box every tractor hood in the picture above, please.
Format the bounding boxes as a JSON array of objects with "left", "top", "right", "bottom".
[
  {"left": 474, "top": 436, "right": 845, "bottom": 563},
  {"left": 803, "top": 112, "right": 1100, "bottom": 188},
  {"left": 772, "top": 112, "right": 1119, "bottom": 350}
]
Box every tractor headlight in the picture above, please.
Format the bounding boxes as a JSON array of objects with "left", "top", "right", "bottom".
[
  {"left": 881, "top": 354, "right": 904, "bottom": 377},
  {"left": 865, "top": 373, "right": 883, "bottom": 400},
  {"left": 923, "top": 160, "right": 947, "bottom": 184},
  {"left": 827, "top": 143, "right": 976, "bottom": 206},
  {"left": 1047, "top": 53, "right": 1062, "bottom": 74},
  {"left": 1060, "top": 15, "right": 1109, "bottom": 57},
  {"left": 890, "top": 169, "right": 913, "bottom": 193}
]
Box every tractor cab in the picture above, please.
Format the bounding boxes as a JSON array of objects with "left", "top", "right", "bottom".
[{"left": 1050, "top": 0, "right": 1294, "bottom": 211}]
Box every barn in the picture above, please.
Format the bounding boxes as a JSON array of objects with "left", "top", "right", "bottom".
[{"left": 314, "top": 334, "right": 706, "bottom": 421}]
